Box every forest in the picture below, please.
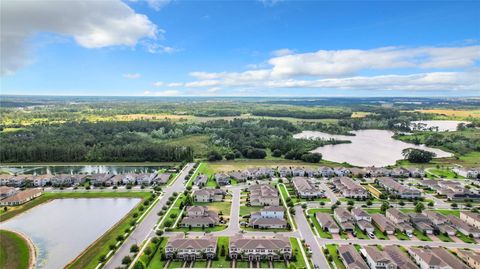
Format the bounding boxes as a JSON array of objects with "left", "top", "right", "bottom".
[{"left": 1, "top": 96, "right": 479, "bottom": 163}]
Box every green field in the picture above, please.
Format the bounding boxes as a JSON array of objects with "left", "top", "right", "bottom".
[
  {"left": 0, "top": 230, "right": 31, "bottom": 269},
  {"left": 290, "top": 238, "right": 307, "bottom": 269}
]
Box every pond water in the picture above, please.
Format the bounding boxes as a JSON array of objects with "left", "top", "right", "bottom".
[
  {"left": 0, "top": 198, "right": 140, "bottom": 269},
  {"left": 0, "top": 165, "right": 164, "bottom": 175},
  {"left": 410, "top": 120, "right": 469, "bottom": 132},
  {"left": 294, "top": 129, "right": 452, "bottom": 167}
]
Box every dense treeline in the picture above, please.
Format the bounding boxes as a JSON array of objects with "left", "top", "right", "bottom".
[
  {"left": 0, "top": 121, "right": 193, "bottom": 162},
  {"left": 252, "top": 108, "right": 352, "bottom": 119}
]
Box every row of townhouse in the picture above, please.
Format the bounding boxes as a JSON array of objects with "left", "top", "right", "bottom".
[
  {"left": 248, "top": 184, "right": 279, "bottom": 206},
  {"left": 454, "top": 167, "right": 480, "bottom": 179},
  {"left": 249, "top": 206, "right": 287, "bottom": 229},
  {"left": 361, "top": 245, "right": 419, "bottom": 269},
  {"left": 332, "top": 177, "right": 369, "bottom": 199},
  {"left": 381, "top": 208, "right": 480, "bottom": 238},
  {"left": 408, "top": 247, "right": 471, "bottom": 269},
  {"left": 291, "top": 177, "right": 325, "bottom": 198},
  {"left": 0, "top": 188, "right": 43, "bottom": 206},
  {"left": 341, "top": 243, "right": 475, "bottom": 269},
  {"left": 419, "top": 179, "right": 480, "bottom": 201},
  {"left": 366, "top": 167, "right": 425, "bottom": 178},
  {"left": 164, "top": 234, "right": 292, "bottom": 261},
  {"left": 316, "top": 207, "right": 375, "bottom": 234},
  {"left": 192, "top": 188, "right": 226, "bottom": 203},
  {"left": 377, "top": 177, "right": 422, "bottom": 199},
  {"left": 0, "top": 172, "right": 172, "bottom": 187},
  {"left": 180, "top": 206, "right": 219, "bottom": 228}
]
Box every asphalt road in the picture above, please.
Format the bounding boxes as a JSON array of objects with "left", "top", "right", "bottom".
[
  {"left": 104, "top": 163, "right": 196, "bottom": 269},
  {"left": 294, "top": 205, "right": 330, "bottom": 269}
]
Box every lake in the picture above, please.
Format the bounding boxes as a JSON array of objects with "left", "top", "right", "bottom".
[
  {"left": 0, "top": 198, "right": 140, "bottom": 269},
  {"left": 294, "top": 129, "right": 452, "bottom": 167},
  {"left": 0, "top": 165, "right": 164, "bottom": 175},
  {"left": 410, "top": 120, "right": 469, "bottom": 132}
]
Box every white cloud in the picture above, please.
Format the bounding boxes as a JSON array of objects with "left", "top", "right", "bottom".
[
  {"left": 153, "top": 81, "right": 164, "bottom": 87},
  {"left": 146, "top": 0, "right": 172, "bottom": 11},
  {"left": 1, "top": 0, "right": 159, "bottom": 75},
  {"left": 268, "top": 46, "right": 480, "bottom": 78},
  {"left": 144, "top": 90, "right": 181, "bottom": 96},
  {"left": 123, "top": 73, "right": 141, "bottom": 79},
  {"left": 271, "top": 48, "right": 295, "bottom": 57},
  {"left": 167, "top": 82, "right": 183, "bottom": 87},
  {"left": 162, "top": 45, "right": 480, "bottom": 93},
  {"left": 258, "top": 0, "right": 283, "bottom": 7}
]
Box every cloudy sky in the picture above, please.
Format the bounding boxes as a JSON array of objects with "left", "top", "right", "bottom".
[{"left": 1, "top": 0, "right": 479, "bottom": 97}]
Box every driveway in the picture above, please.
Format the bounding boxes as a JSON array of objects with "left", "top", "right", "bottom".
[{"left": 104, "top": 163, "right": 196, "bottom": 269}]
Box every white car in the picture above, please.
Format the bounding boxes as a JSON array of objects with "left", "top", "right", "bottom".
[{"left": 368, "top": 232, "right": 375, "bottom": 239}]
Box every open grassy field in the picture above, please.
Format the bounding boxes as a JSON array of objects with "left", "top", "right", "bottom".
[
  {"left": 165, "top": 135, "right": 210, "bottom": 158},
  {"left": 0, "top": 230, "right": 31, "bottom": 269},
  {"left": 415, "top": 109, "right": 480, "bottom": 119}
]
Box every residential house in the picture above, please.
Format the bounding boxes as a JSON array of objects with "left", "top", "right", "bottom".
[
  {"left": 333, "top": 208, "right": 355, "bottom": 231},
  {"left": 229, "top": 171, "right": 248, "bottom": 182},
  {"left": 366, "top": 167, "right": 391, "bottom": 177},
  {"left": 249, "top": 184, "right": 279, "bottom": 206},
  {"left": 32, "top": 174, "right": 53, "bottom": 187},
  {"left": 193, "top": 188, "right": 226, "bottom": 202},
  {"left": 447, "top": 215, "right": 480, "bottom": 238},
  {"left": 248, "top": 167, "right": 275, "bottom": 179},
  {"left": 136, "top": 173, "right": 156, "bottom": 185},
  {"left": 90, "top": 173, "right": 114, "bottom": 186},
  {"left": 460, "top": 211, "right": 480, "bottom": 229},
  {"left": 465, "top": 168, "right": 480, "bottom": 179},
  {"left": 337, "top": 245, "right": 369, "bottom": 269},
  {"left": 361, "top": 246, "right": 399, "bottom": 269},
  {"left": 292, "top": 167, "right": 305, "bottom": 177},
  {"left": 249, "top": 206, "right": 286, "bottom": 229},
  {"left": 383, "top": 245, "right": 419, "bottom": 269},
  {"left": 193, "top": 174, "right": 208, "bottom": 187},
  {"left": 371, "top": 214, "right": 395, "bottom": 235},
  {"left": 109, "top": 174, "right": 125, "bottom": 186},
  {"left": 0, "top": 188, "right": 42, "bottom": 206},
  {"left": 409, "top": 213, "right": 434, "bottom": 234},
  {"left": 334, "top": 167, "right": 351, "bottom": 177},
  {"left": 351, "top": 208, "right": 374, "bottom": 233},
  {"left": 408, "top": 168, "right": 425, "bottom": 178},
  {"left": 304, "top": 168, "right": 315, "bottom": 178},
  {"left": 0, "top": 175, "right": 14, "bottom": 186},
  {"left": 165, "top": 234, "right": 217, "bottom": 261},
  {"left": 386, "top": 208, "right": 413, "bottom": 233},
  {"left": 0, "top": 186, "right": 16, "bottom": 198},
  {"left": 180, "top": 206, "right": 219, "bottom": 228},
  {"left": 332, "top": 177, "right": 368, "bottom": 199},
  {"left": 378, "top": 177, "right": 422, "bottom": 199},
  {"left": 318, "top": 166, "right": 334, "bottom": 177},
  {"left": 278, "top": 167, "right": 292, "bottom": 177},
  {"left": 316, "top": 213, "right": 340, "bottom": 234},
  {"left": 215, "top": 173, "right": 230, "bottom": 186},
  {"left": 391, "top": 168, "right": 409, "bottom": 178},
  {"left": 408, "top": 247, "right": 470, "bottom": 269},
  {"left": 229, "top": 234, "right": 292, "bottom": 261},
  {"left": 155, "top": 173, "right": 172, "bottom": 184},
  {"left": 349, "top": 168, "right": 366, "bottom": 178},
  {"left": 292, "top": 177, "right": 324, "bottom": 198},
  {"left": 457, "top": 250, "right": 480, "bottom": 269},
  {"left": 423, "top": 211, "right": 456, "bottom": 236}
]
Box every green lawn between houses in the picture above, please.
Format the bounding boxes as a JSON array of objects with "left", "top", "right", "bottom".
[
  {"left": 0, "top": 230, "right": 30, "bottom": 269},
  {"left": 325, "top": 244, "right": 346, "bottom": 269}
]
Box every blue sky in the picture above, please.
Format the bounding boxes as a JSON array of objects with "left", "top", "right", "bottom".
[{"left": 1, "top": 0, "right": 479, "bottom": 96}]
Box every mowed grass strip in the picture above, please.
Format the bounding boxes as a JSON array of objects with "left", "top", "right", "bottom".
[{"left": 0, "top": 230, "right": 31, "bottom": 269}]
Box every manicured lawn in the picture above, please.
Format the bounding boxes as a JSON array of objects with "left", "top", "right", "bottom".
[
  {"left": 167, "top": 261, "right": 185, "bottom": 269},
  {"left": 211, "top": 236, "right": 231, "bottom": 268},
  {"left": 145, "top": 237, "right": 168, "bottom": 269},
  {"left": 194, "top": 201, "right": 231, "bottom": 216},
  {"left": 240, "top": 205, "right": 263, "bottom": 217},
  {"left": 273, "top": 261, "right": 287, "bottom": 268},
  {"left": 0, "top": 230, "right": 30, "bottom": 269},
  {"left": 325, "top": 244, "right": 346, "bottom": 269},
  {"left": 456, "top": 232, "right": 477, "bottom": 244},
  {"left": 436, "top": 209, "right": 461, "bottom": 217},
  {"left": 354, "top": 226, "right": 368, "bottom": 239},
  {"left": 236, "top": 261, "right": 250, "bottom": 268},
  {"left": 290, "top": 238, "right": 307, "bottom": 269},
  {"left": 437, "top": 233, "right": 453, "bottom": 242},
  {"left": 413, "top": 230, "right": 432, "bottom": 241},
  {"left": 192, "top": 260, "right": 208, "bottom": 268},
  {"left": 427, "top": 168, "right": 464, "bottom": 179},
  {"left": 372, "top": 226, "right": 388, "bottom": 240},
  {"left": 395, "top": 232, "right": 410, "bottom": 241},
  {"left": 309, "top": 214, "right": 332, "bottom": 238}
]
